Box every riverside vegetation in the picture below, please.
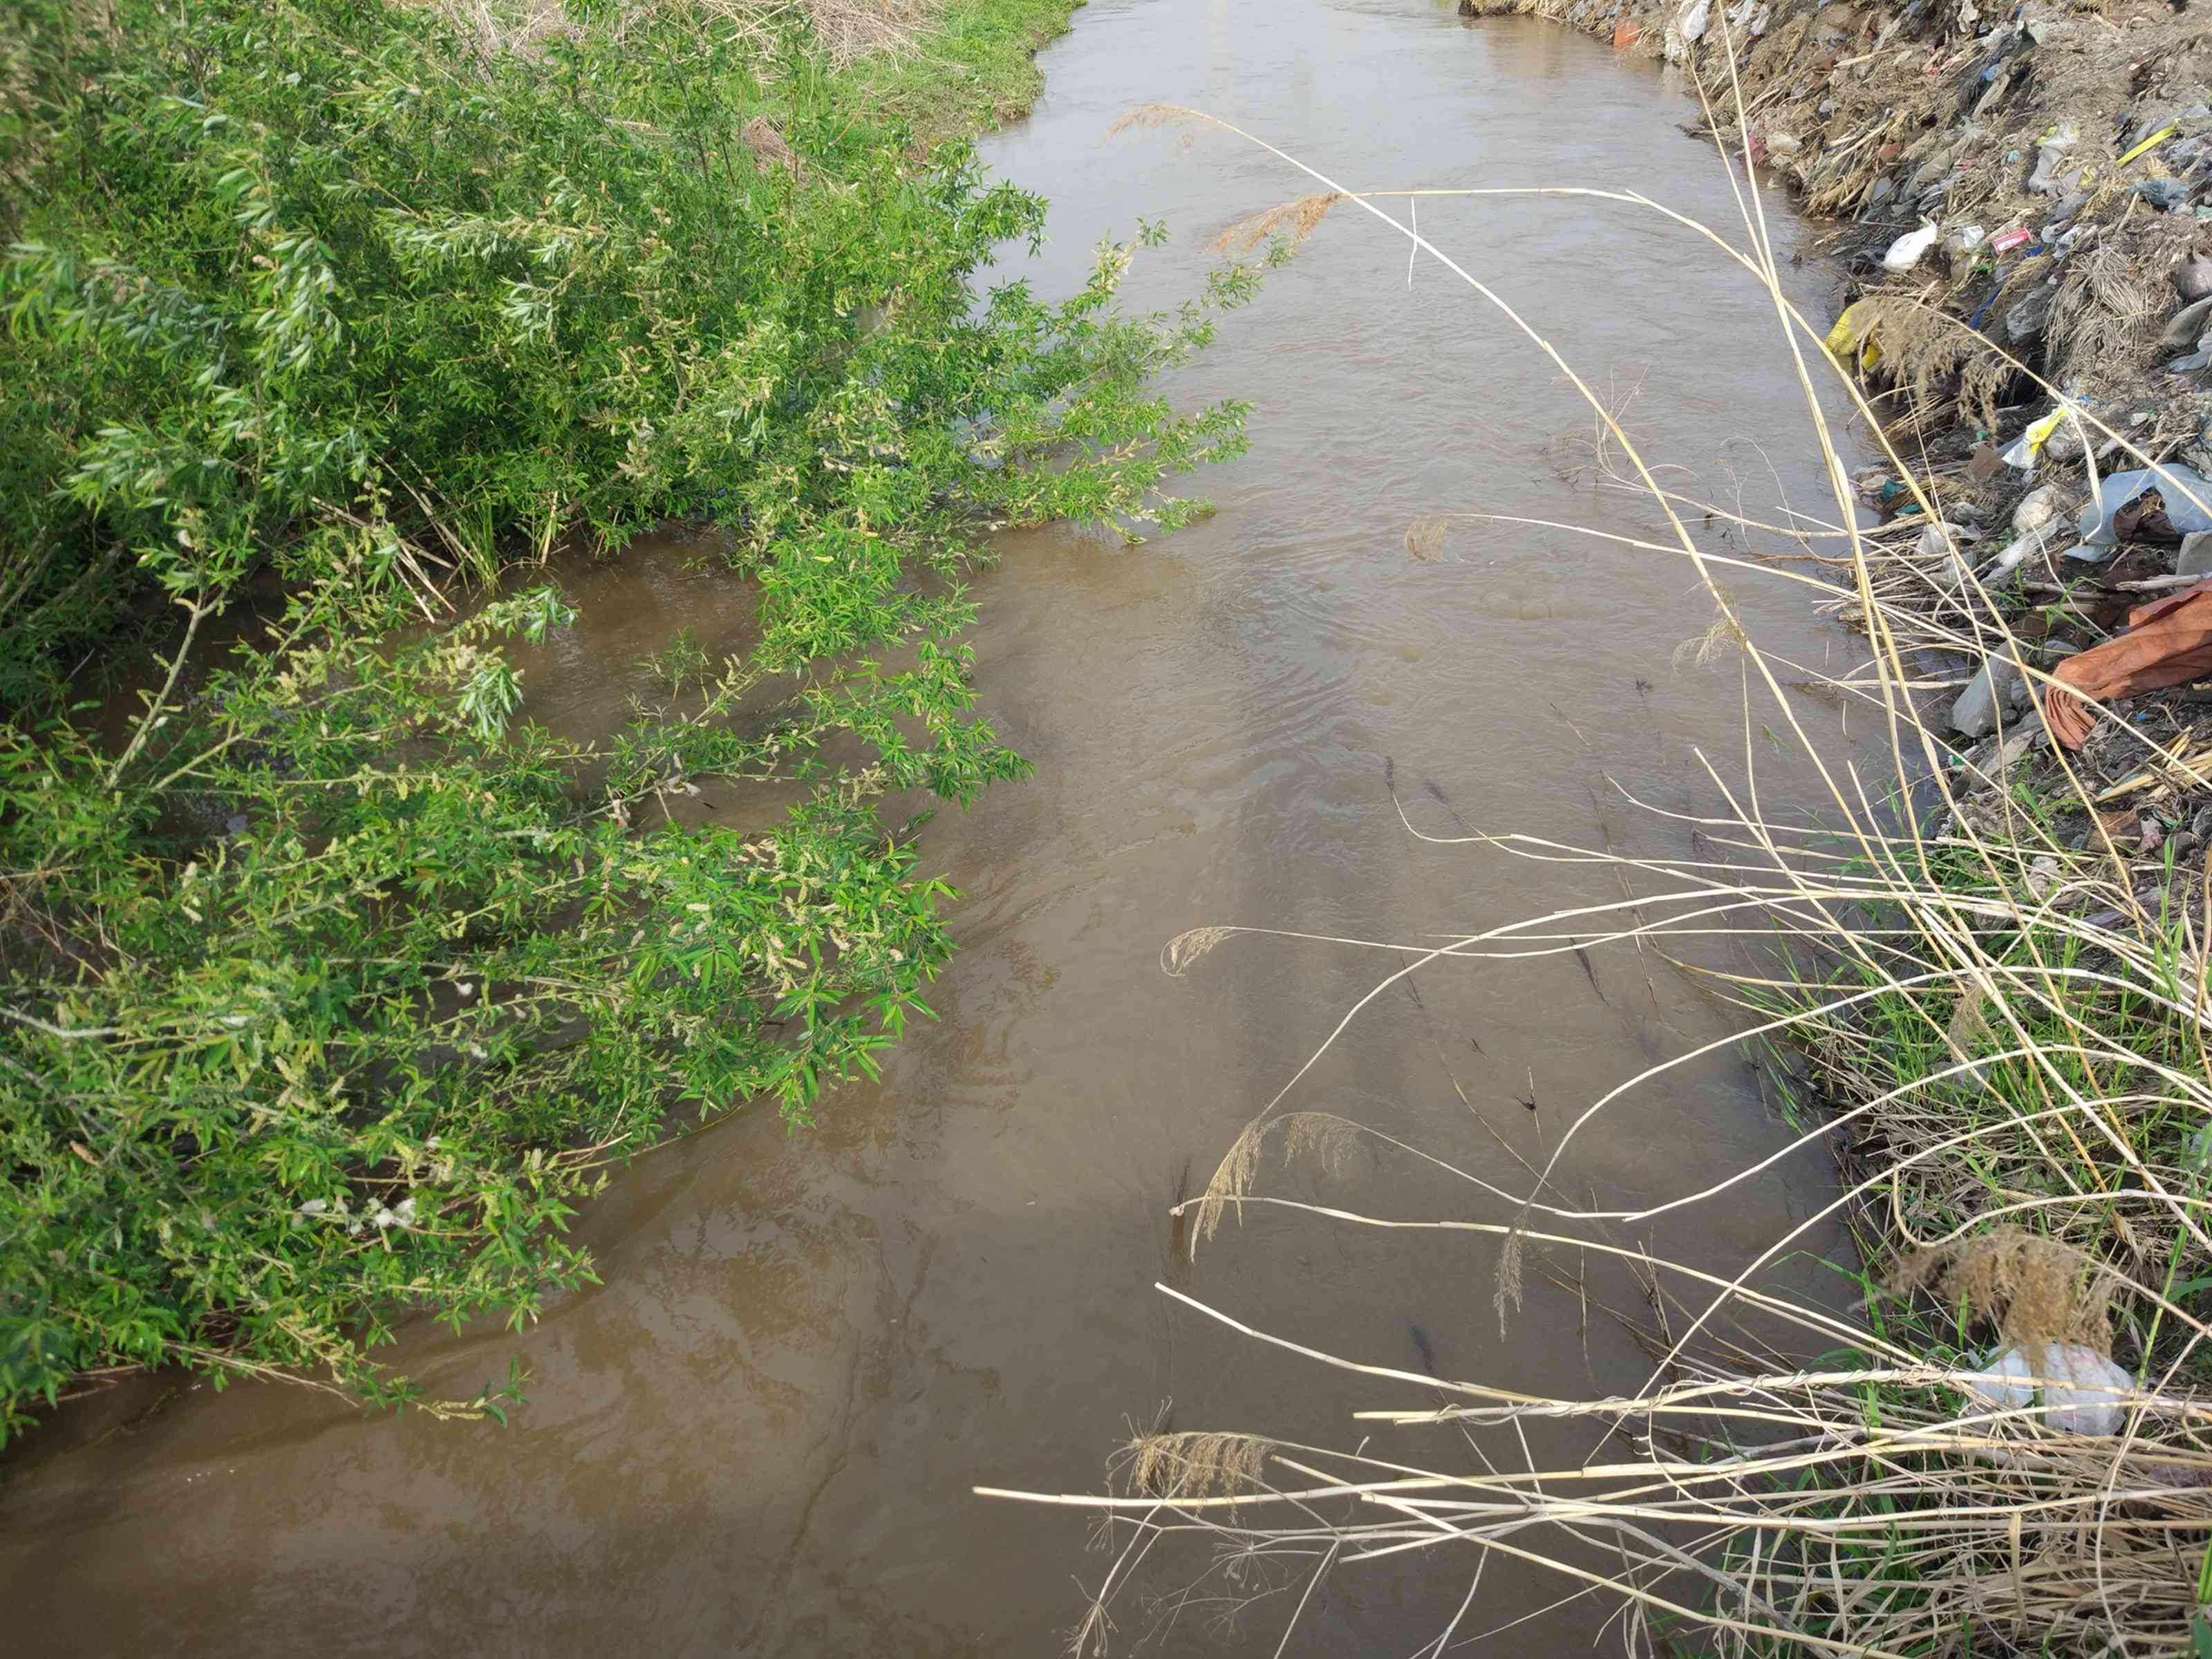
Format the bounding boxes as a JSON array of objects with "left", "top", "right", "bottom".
[{"left": 0, "top": 0, "right": 1264, "bottom": 1438}]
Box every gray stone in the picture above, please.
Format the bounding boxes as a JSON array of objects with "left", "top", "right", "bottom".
[
  {"left": 1995, "top": 713, "right": 2046, "bottom": 774},
  {"left": 2163, "top": 296, "right": 2212, "bottom": 351},
  {"left": 2178, "top": 254, "right": 2212, "bottom": 305},
  {"left": 2179, "top": 531, "right": 2212, "bottom": 581},
  {"left": 1951, "top": 644, "right": 2032, "bottom": 737}
]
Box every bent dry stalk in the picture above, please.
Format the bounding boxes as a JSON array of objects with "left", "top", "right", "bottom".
[{"left": 980, "top": 91, "right": 2212, "bottom": 1659}]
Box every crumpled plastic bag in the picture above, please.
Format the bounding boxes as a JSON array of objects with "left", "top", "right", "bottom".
[
  {"left": 2027, "top": 120, "right": 2081, "bottom": 194},
  {"left": 2075, "top": 465, "right": 2212, "bottom": 549},
  {"left": 1823, "top": 300, "right": 1884, "bottom": 373},
  {"left": 2133, "top": 178, "right": 2192, "bottom": 212},
  {"left": 1665, "top": 0, "right": 1710, "bottom": 59},
  {"left": 1969, "top": 1342, "right": 2135, "bottom": 1434},
  {"left": 1999, "top": 406, "right": 2067, "bottom": 474},
  {"left": 2043, "top": 579, "right": 2212, "bottom": 748},
  {"left": 1882, "top": 224, "right": 1940, "bottom": 270}
]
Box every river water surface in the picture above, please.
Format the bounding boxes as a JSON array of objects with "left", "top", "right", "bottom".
[{"left": 1, "top": 1, "right": 1875, "bottom": 1652}]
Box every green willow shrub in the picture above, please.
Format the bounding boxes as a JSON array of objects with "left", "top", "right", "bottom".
[{"left": 0, "top": 0, "right": 1262, "bottom": 1434}]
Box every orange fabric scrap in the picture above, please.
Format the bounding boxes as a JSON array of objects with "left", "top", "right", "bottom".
[{"left": 2043, "top": 579, "right": 2212, "bottom": 749}]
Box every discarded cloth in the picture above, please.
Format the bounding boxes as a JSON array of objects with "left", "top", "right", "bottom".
[{"left": 2043, "top": 579, "right": 2212, "bottom": 749}]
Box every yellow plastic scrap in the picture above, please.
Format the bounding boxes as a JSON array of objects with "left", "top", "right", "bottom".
[
  {"left": 2117, "top": 124, "right": 2178, "bottom": 167},
  {"left": 1998, "top": 405, "right": 2067, "bottom": 471},
  {"left": 1824, "top": 299, "right": 1883, "bottom": 375}
]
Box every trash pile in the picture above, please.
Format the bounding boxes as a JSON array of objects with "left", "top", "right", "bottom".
[
  {"left": 1470, "top": 0, "right": 2212, "bottom": 451},
  {"left": 1471, "top": 0, "right": 2212, "bottom": 896},
  {"left": 1848, "top": 451, "right": 2212, "bottom": 911}
]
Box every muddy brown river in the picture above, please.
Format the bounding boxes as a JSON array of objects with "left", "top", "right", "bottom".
[{"left": 1, "top": 1, "right": 1878, "bottom": 1651}]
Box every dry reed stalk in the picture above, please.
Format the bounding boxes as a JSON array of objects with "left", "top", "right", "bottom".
[{"left": 980, "top": 66, "right": 2212, "bottom": 1659}]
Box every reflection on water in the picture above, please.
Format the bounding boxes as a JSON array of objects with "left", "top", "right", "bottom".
[{"left": 0, "top": 0, "right": 1868, "bottom": 1651}]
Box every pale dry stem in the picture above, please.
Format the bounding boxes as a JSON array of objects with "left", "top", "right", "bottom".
[{"left": 991, "top": 78, "right": 2212, "bottom": 1659}]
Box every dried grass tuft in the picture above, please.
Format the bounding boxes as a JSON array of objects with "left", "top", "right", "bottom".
[
  {"left": 1493, "top": 1227, "right": 1524, "bottom": 1335},
  {"left": 740, "top": 115, "right": 800, "bottom": 174},
  {"left": 793, "top": 0, "right": 935, "bottom": 67},
  {"left": 1208, "top": 191, "right": 1344, "bottom": 256},
  {"left": 1106, "top": 102, "right": 1198, "bottom": 138},
  {"left": 1192, "top": 1116, "right": 1265, "bottom": 1245},
  {"left": 1404, "top": 515, "right": 1449, "bottom": 562},
  {"left": 1946, "top": 990, "right": 1994, "bottom": 1053},
  {"left": 1886, "top": 1225, "right": 2118, "bottom": 1353},
  {"left": 1671, "top": 584, "right": 1749, "bottom": 669},
  {"left": 1188, "top": 1112, "right": 1360, "bottom": 1244},
  {"left": 1279, "top": 1112, "right": 1360, "bottom": 1177},
  {"left": 1122, "top": 1430, "right": 1275, "bottom": 1500},
  {"left": 2047, "top": 240, "right": 2168, "bottom": 397},
  {"left": 1161, "top": 925, "right": 1233, "bottom": 977},
  {"left": 1858, "top": 293, "right": 2012, "bottom": 435},
  {"left": 423, "top": 0, "right": 935, "bottom": 69}
]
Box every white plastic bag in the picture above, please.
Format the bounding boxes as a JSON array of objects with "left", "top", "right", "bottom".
[
  {"left": 1970, "top": 1343, "right": 2134, "bottom": 1435},
  {"left": 1882, "top": 224, "right": 1940, "bottom": 270},
  {"left": 2027, "top": 120, "right": 2079, "bottom": 194},
  {"left": 1666, "top": 0, "right": 1711, "bottom": 60},
  {"left": 1999, "top": 409, "right": 2067, "bottom": 474}
]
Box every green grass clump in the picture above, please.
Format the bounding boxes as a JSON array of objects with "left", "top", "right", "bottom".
[
  {"left": 1689, "top": 790, "right": 2212, "bottom": 1654},
  {"left": 860, "top": 0, "right": 1090, "bottom": 142}
]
